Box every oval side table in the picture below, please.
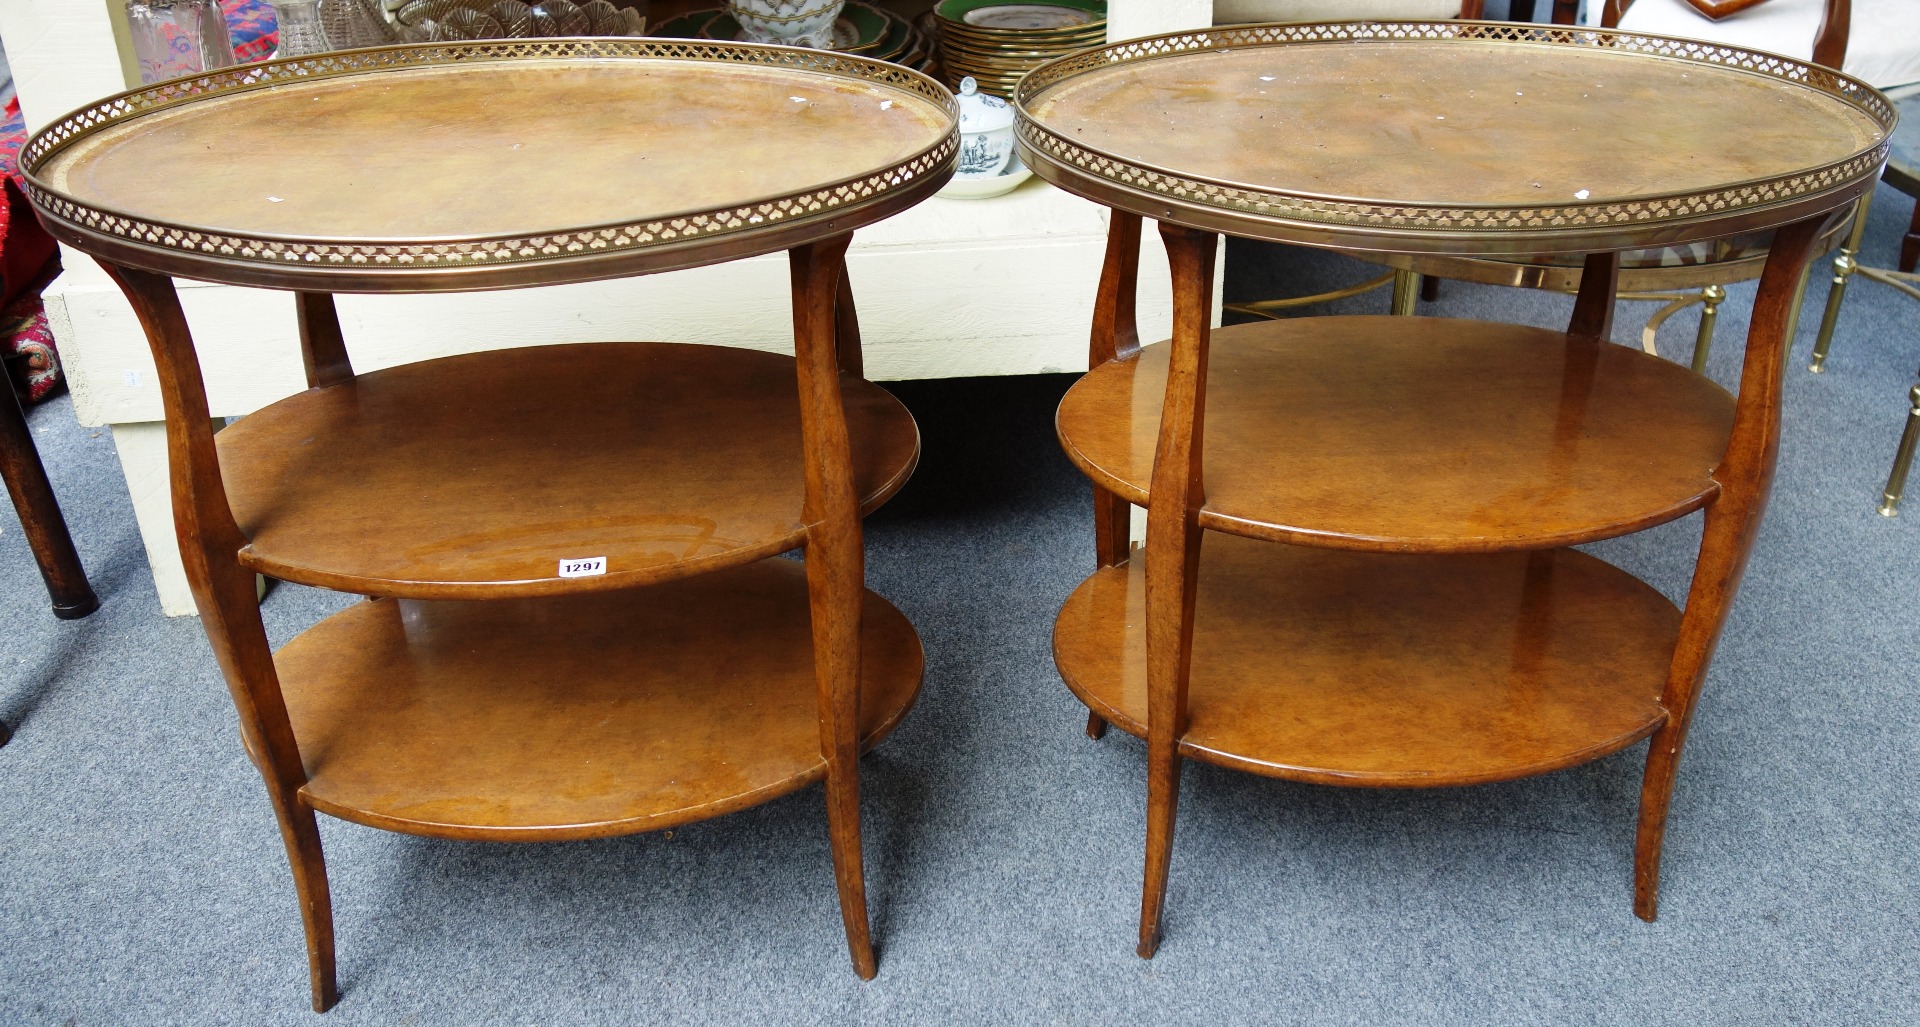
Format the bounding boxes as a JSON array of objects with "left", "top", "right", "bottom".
[
  {"left": 1016, "top": 21, "right": 1894, "bottom": 957},
  {"left": 23, "top": 40, "right": 956, "bottom": 1010}
]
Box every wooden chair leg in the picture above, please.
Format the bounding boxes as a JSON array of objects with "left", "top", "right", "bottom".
[
  {"left": 0, "top": 718, "right": 10, "bottom": 747},
  {"left": 1633, "top": 214, "right": 1824, "bottom": 922},
  {"left": 1138, "top": 223, "right": 1216, "bottom": 959},
  {"left": 1419, "top": 274, "right": 1441, "bottom": 303},
  {"left": 0, "top": 373, "right": 99, "bottom": 620},
  {"left": 790, "top": 233, "right": 877, "bottom": 980}
]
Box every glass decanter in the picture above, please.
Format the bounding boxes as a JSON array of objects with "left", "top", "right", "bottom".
[{"left": 125, "top": 0, "right": 237, "bottom": 84}]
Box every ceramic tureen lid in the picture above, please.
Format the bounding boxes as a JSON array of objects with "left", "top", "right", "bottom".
[{"left": 956, "top": 77, "right": 1015, "bottom": 134}]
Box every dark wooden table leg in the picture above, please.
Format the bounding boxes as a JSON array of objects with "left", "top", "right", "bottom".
[
  {"left": 1138, "top": 222, "right": 1217, "bottom": 959},
  {"left": 102, "top": 262, "right": 339, "bottom": 1011},
  {"left": 1632, "top": 213, "right": 1825, "bottom": 922},
  {"left": 0, "top": 365, "right": 99, "bottom": 620},
  {"left": 1568, "top": 251, "right": 1622, "bottom": 342},
  {"left": 790, "top": 232, "right": 879, "bottom": 980},
  {"left": 1085, "top": 212, "right": 1143, "bottom": 743}
]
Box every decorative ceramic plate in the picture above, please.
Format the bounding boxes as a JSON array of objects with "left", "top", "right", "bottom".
[
  {"left": 934, "top": 0, "right": 1104, "bottom": 34},
  {"left": 938, "top": 153, "right": 1034, "bottom": 199},
  {"left": 963, "top": 4, "right": 1093, "bottom": 29}
]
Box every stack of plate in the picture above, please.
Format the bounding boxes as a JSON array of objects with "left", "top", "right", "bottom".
[
  {"left": 652, "top": 3, "right": 937, "bottom": 74},
  {"left": 932, "top": 0, "right": 1105, "bottom": 98}
]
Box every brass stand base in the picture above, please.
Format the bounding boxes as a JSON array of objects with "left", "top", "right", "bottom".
[
  {"left": 1808, "top": 255, "right": 1920, "bottom": 516},
  {"left": 1223, "top": 271, "right": 1397, "bottom": 320}
]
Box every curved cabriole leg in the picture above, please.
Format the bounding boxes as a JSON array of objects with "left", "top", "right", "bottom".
[
  {"left": 1809, "top": 195, "right": 1870, "bottom": 374},
  {"left": 1137, "top": 223, "right": 1217, "bottom": 959},
  {"left": 1632, "top": 214, "right": 1826, "bottom": 923},
  {"left": 1086, "top": 211, "right": 1144, "bottom": 741},
  {"left": 100, "top": 263, "right": 339, "bottom": 1011},
  {"left": 790, "top": 233, "right": 877, "bottom": 979},
  {"left": 0, "top": 362, "right": 99, "bottom": 619}
]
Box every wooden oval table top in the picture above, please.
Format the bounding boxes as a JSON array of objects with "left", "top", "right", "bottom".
[
  {"left": 23, "top": 41, "right": 958, "bottom": 291},
  {"left": 1015, "top": 22, "right": 1894, "bottom": 255}
]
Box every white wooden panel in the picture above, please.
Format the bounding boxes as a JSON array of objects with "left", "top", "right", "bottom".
[
  {"left": 109, "top": 421, "right": 199, "bottom": 616},
  {"left": 0, "top": 0, "right": 131, "bottom": 129},
  {"left": 1110, "top": 0, "right": 1216, "bottom": 41}
]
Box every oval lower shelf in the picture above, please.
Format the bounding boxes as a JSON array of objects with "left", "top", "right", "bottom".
[
  {"left": 220, "top": 342, "right": 919, "bottom": 598},
  {"left": 279, "top": 558, "right": 924, "bottom": 841},
  {"left": 1052, "top": 534, "right": 1674, "bottom": 787},
  {"left": 1056, "top": 316, "right": 1735, "bottom": 552}
]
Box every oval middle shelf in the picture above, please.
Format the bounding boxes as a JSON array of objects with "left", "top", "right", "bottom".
[
  {"left": 279, "top": 557, "right": 925, "bottom": 841},
  {"left": 1057, "top": 316, "right": 1736, "bottom": 552},
  {"left": 218, "top": 341, "right": 919, "bottom": 598}
]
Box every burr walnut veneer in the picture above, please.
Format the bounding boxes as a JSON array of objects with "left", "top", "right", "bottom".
[
  {"left": 22, "top": 39, "right": 957, "bottom": 1010},
  {"left": 1017, "top": 21, "right": 1893, "bottom": 958}
]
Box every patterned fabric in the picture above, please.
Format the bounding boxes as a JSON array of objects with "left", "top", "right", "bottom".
[
  {"left": 0, "top": 177, "right": 58, "bottom": 405},
  {"left": 3, "top": 293, "right": 60, "bottom": 404},
  {"left": 0, "top": 98, "right": 23, "bottom": 183},
  {"left": 225, "top": 0, "right": 280, "bottom": 63}
]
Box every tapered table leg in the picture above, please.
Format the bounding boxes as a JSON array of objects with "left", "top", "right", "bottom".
[
  {"left": 1137, "top": 223, "right": 1218, "bottom": 958},
  {"left": 102, "top": 262, "right": 338, "bottom": 1010},
  {"left": 790, "top": 233, "right": 879, "bottom": 980},
  {"left": 1086, "top": 211, "right": 1143, "bottom": 741},
  {"left": 1633, "top": 213, "right": 1825, "bottom": 921}
]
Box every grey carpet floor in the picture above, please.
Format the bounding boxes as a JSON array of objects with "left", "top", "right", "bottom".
[{"left": 2, "top": 182, "right": 1917, "bottom": 1025}]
